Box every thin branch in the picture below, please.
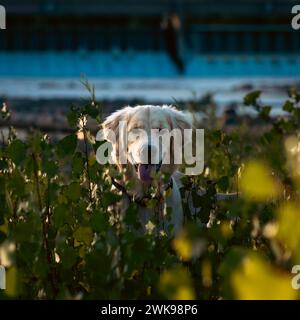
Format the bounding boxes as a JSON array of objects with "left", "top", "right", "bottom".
[
  {"left": 32, "top": 152, "right": 58, "bottom": 298},
  {"left": 83, "top": 127, "right": 93, "bottom": 203},
  {"left": 32, "top": 153, "right": 42, "bottom": 211}
]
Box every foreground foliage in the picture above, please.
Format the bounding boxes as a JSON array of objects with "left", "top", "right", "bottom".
[{"left": 0, "top": 86, "right": 300, "bottom": 300}]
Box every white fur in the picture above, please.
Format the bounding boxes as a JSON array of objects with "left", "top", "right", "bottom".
[{"left": 103, "top": 105, "right": 192, "bottom": 235}]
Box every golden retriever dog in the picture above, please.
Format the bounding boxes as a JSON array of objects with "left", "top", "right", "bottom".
[
  {"left": 101, "top": 105, "right": 192, "bottom": 235},
  {"left": 101, "top": 105, "right": 238, "bottom": 235}
]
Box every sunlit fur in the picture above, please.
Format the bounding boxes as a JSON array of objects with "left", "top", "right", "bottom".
[{"left": 102, "top": 105, "right": 192, "bottom": 234}]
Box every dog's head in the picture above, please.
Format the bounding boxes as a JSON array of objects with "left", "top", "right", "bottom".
[{"left": 102, "top": 105, "right": 192, "bottom": 184}]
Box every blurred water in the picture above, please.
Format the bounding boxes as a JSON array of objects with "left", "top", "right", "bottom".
[{"left": 0, "top": 76, "right": 297, "bottom": 115}]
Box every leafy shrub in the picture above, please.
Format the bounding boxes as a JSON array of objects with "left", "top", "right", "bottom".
[{"left": 0, "top": 86, "right": 300, "bottom": 300}]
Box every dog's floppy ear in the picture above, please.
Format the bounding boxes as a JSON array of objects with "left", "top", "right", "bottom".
[
  {"left": 173, "top": 112, "right": 193, "bottom": 131},
  {"left": 102, "top": 106, "right": 132, "bottom": 142},
  {"left": 163, "top": 105, "right": 193, "bottom": 131}
]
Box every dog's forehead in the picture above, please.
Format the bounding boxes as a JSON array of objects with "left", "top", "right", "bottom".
[
  {"left": 128, "top": 107, "right": 147, "bottom": 128},
  {"left": 131, "top": 106, "right": 169, "bottom": 124},
  {"left": 149, "top": 108, "right": 167, "bottom": 121}
]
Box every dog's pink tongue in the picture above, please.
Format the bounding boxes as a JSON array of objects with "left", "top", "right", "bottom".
[{"left": 138, "top": 164, "right": 152, "bottom": 183}]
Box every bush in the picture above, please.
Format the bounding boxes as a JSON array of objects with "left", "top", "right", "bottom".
[{"left": 0, "top": 86, "right": 300, "bottom": 300}]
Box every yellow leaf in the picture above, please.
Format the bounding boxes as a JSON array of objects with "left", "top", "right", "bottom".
[
  {"left": 73, "top": 227, "right": 94, "bottom": 246},
  {"left": 173, "top": 286, "right": 195, "bottom": 300},
  {"left": 232, "top": 254, "right": 296, "bottom": 300},
  {"left": 202, "top": 259, "right": 212, "bottom": 288},
  {"left": 147, "top": 286, "right": 152, "bottom": 296},
  {"left": 145, "top": 199, "right": 158, "bottom": 209},
  {"left": 172, "top": 227, "right": 206, "bottom": 261},
  {"left": 240, "top": 161, "right": 280, "bottom": 201},
  {"left": 88, "top": 154, "right": 96, "bottom": 166},
  {"left": 221, "top": 221, "right": 233, "bottom": 238},
  {"left": 159, "top": 266, "right": 195, "bottom": 300},
  {"left": 6, "top": 266, "right": 19, "bottom": 297},
  {"left": 276, "top": 202, "right": 300, "bottom": 252},
  {"left": 173, "top": 232, "right": 193, "bottom": 261}
]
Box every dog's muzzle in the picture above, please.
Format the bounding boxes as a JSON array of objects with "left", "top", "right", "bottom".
[
  {"left": 130, "top": 144, "right": 163, "bottom": 183},
  {"left": 135, "top": 162, "right": 163, "bottom": 183}
]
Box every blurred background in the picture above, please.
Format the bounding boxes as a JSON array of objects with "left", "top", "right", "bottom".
[{"left": 0, "top": 0, "right": 300, "bottom": 132}]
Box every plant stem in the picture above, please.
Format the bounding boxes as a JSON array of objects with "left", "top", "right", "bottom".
[
  {"left": 83, "top": 127, "right": 93, "bottom": 203},
  {"left": 32, "top": 153, "right": 42, "bottom": 211},
  {"left": 32, "top": 152, "right": 58, "bottom": 298}
]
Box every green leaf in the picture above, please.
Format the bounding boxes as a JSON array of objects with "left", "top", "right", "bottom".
[
  {"left": 14, "top": 219, "right": 39, "bottom": 243},
  {"left": 0, "top": 158, "right": 8, "bottom": 170},
  {"left": 67, "top": 111, "right": 79, "bottom": 129},
  {"left": 282, "top": 100, "right": 294, "bottom": 113},
  {"left": 90, "top": 211, "right": 107, "bottom": 232},
  {"left": 124, "top": 203, "right": 139, "bottom": 225},
  {"left": 74, "top": 226, "right": 94, "bottom": 246},
  {"left": 53, "top": 204, "right": 68, "bottom": 228},
  {"left": 217, "top": 176, "right": 229, "bottom": 192},
  {"left": 7, "top": 139, "right": 26, "bottom": 165},
  {"left": 260, "top": 105, "right": 271, "bottom": 118},
  {"left": 0, "top": 209, "right": 4, "bottom": 225},
  {"left": 145, "top": 198, "right": 158, "bottom": 209},
  {"left": 66, "top": 182, "right": 81, "bottom": 202},
  {"left": 43, "top": 159, "right": 58, "bottom": 177},
  {"left": 56, "top": 134, "right": 77, "bottom": 159},
  {"left": 180, "top": 175, "right": 190, "bottom": 187},
  {"left": 211, "top": 130, "right": 222, "bottom": 143},
  {"left": 102, "top": 192, "right": 121, "bottom": 207},
  {"left": 71, "top": 152, "right": 85, "bottom": 178},
  {"left": 0, "top": 230, "right": 6, "bottom": 243},
  {"left": 244, "top": 90, "right": 261, "bottom": 106},
  {"left": 8, "top": 171, "right": 25, "bottom": 197},
  {"left": 83, "top": 103, "right": 100, "bottom": 119},
  {"left": 60, "top": 247, "right": 78, "bottom": 269}
]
